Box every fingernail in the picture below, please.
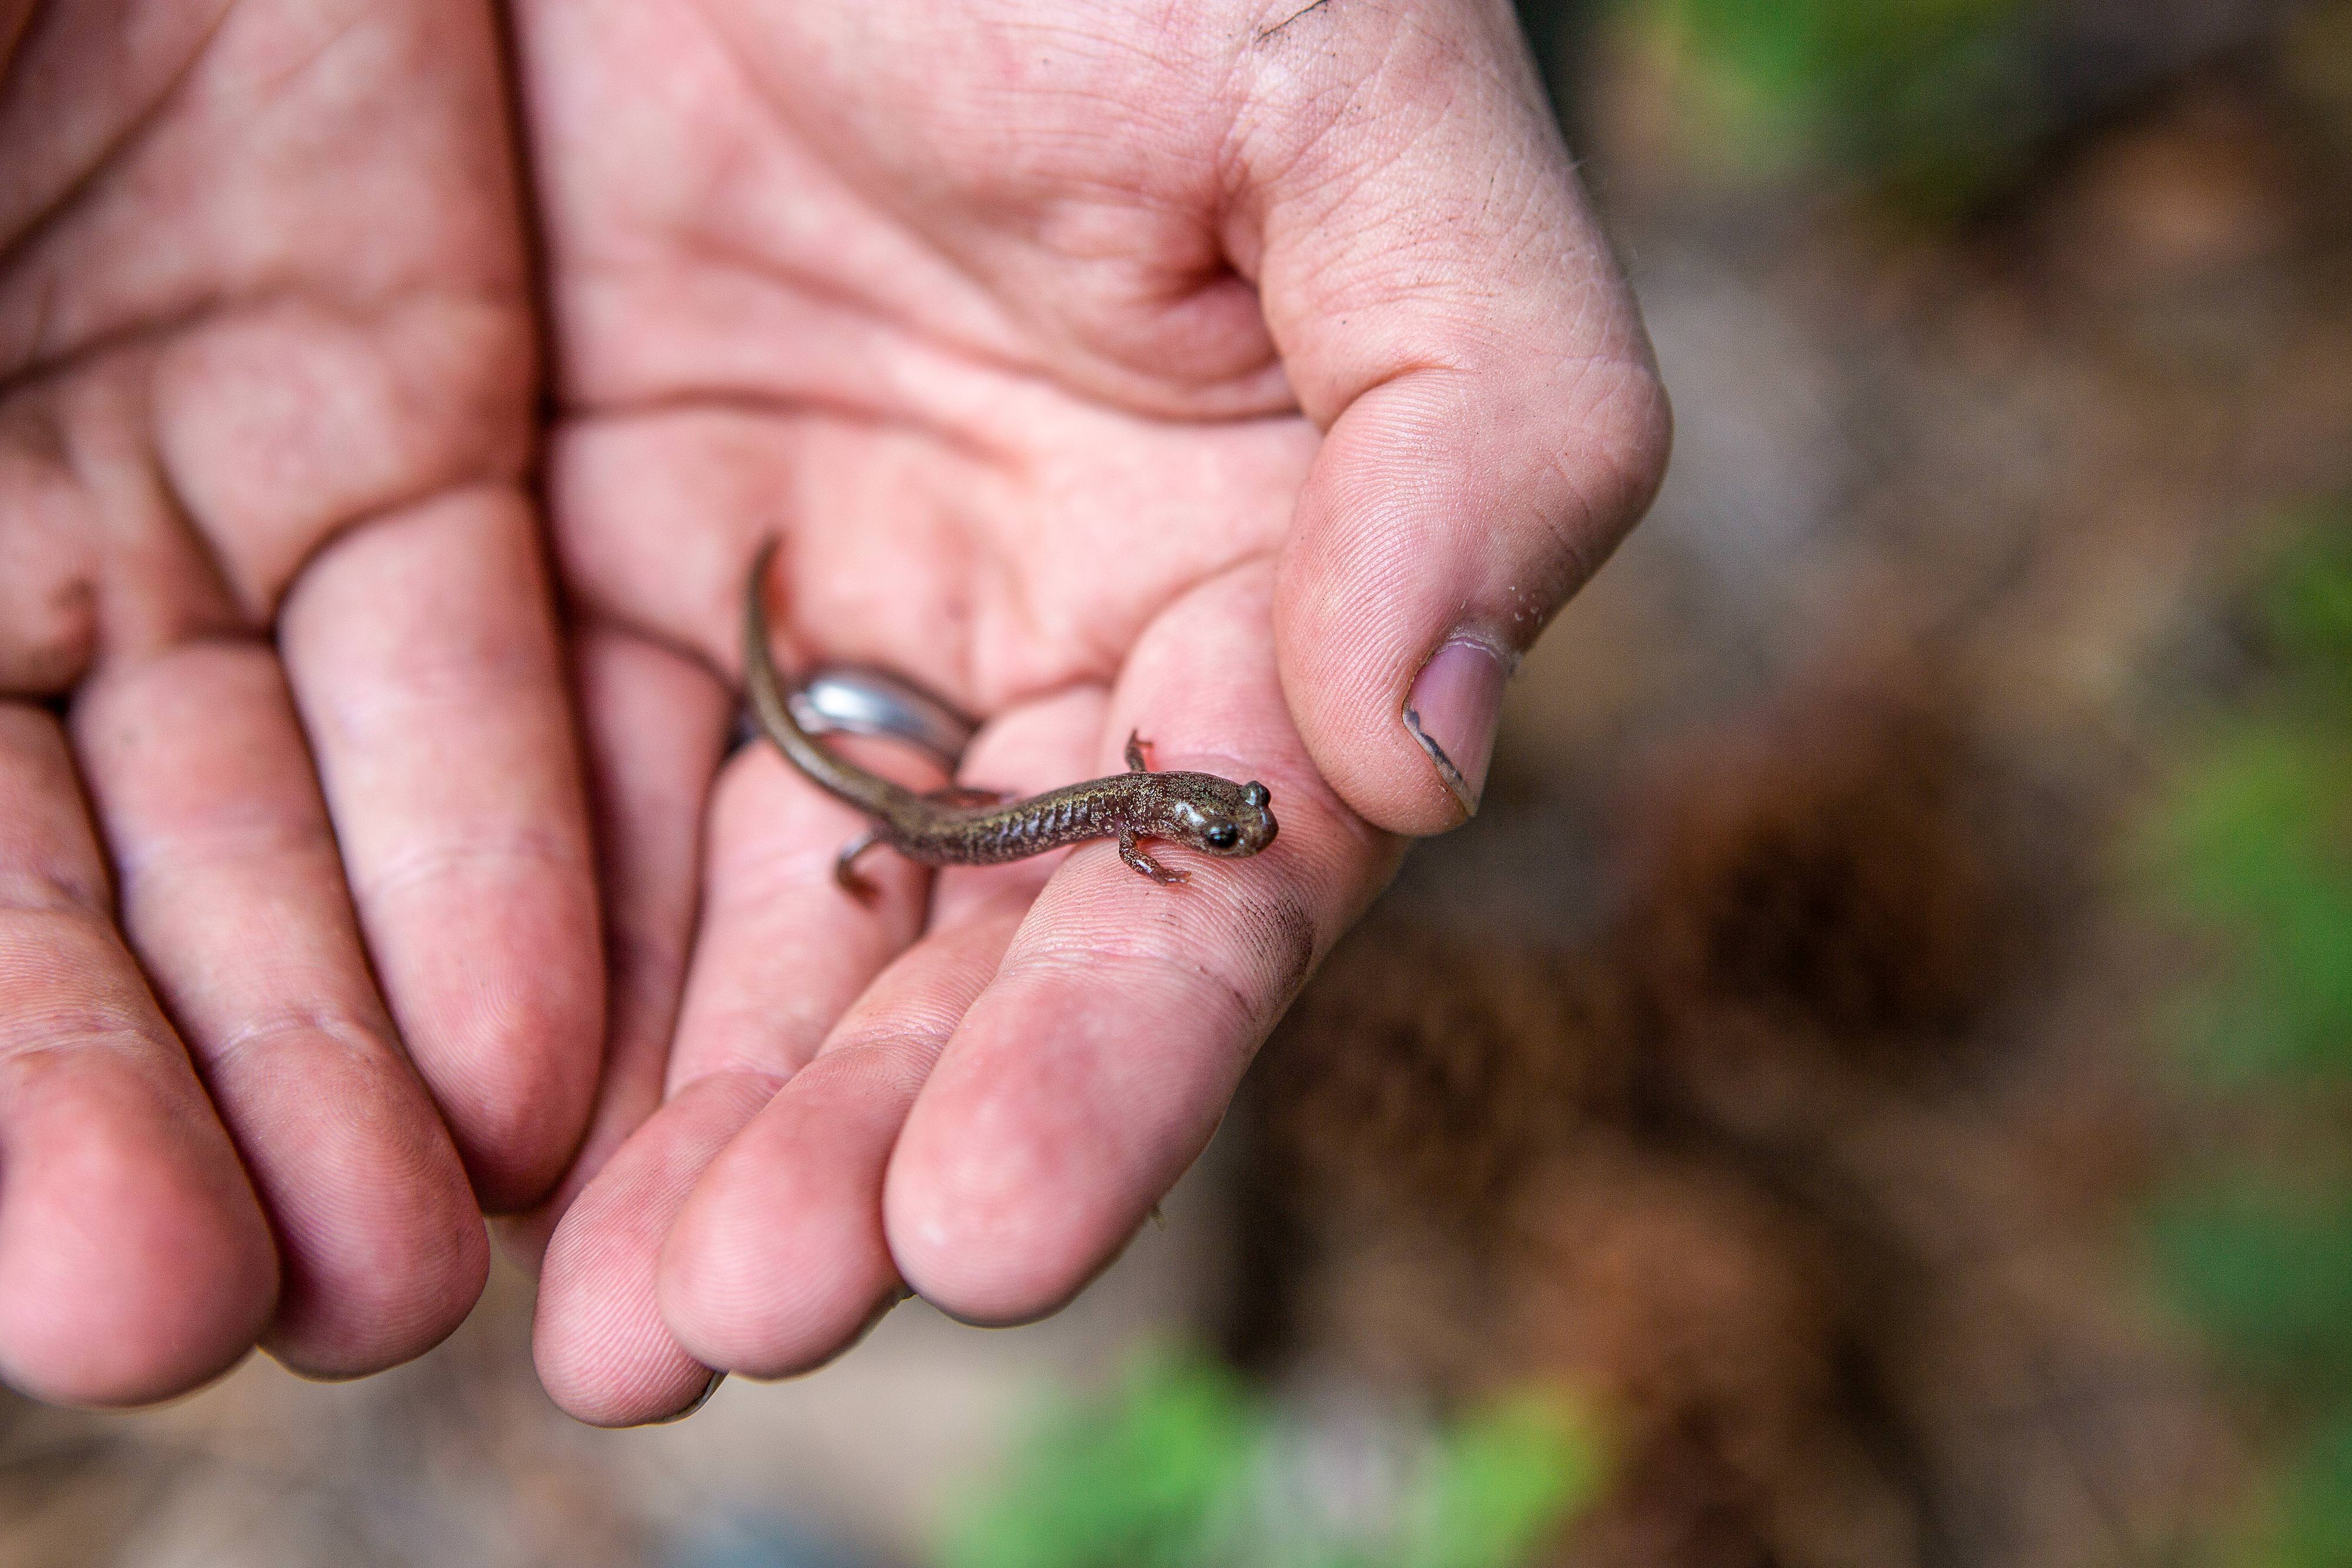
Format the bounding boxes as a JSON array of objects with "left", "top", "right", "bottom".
[
  {"left": 650, "top": 1370, "right": 725, "bottom": 1424},
  {"left": 864, "top": 1285, "right": 913, "bottom": 1335},
  {"left": 1404, "top": 636, "right": 1508, "bottom": 820}
]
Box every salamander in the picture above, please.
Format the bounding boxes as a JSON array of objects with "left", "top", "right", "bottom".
[{"left": 741, "top": 542, "right": 1277, "bottom": 892}]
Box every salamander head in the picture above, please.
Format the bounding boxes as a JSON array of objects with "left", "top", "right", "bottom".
[{"left": 1160, "top": 775, "right": 1278, "bottom": 859}]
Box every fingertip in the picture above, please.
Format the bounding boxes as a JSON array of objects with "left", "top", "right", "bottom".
[
  {"left": 0, "top": 1057, "right": 278, "bottom": 1407},
  {"left": 533, "top": 1306, "right": 714, "bottom": 1429},
  {"left": 883, "top": 1222, "right": 1094, "bottom": 1329},
  {"left": 264, "top": 1219, "right": 488, "bottom": 1382},
  {"left": 534, "top": 1186, "right": 717, "bottom": 1426},
  {"left": 884, "top": 1182, "right": 1117, "bottom": 1329},
  {"left": 534, "top": 1323, "right": 715, "bottom": 1430},
  {"left": 881, "top": 1080, "right": 1130, "bottom": 1328},
  {"left": 259, "top": 1145, "right": 491, "bottom": 1380},
  {"left": 531, "top": 1081, "right": 764, "bottom": 1426},
  {"left": 658, "top": 1201, "right": 894, "bottom": 1381},
  {"left": 657, "top": 1056, "right": 906, "bottom": 1378},
  {"left": 423, "top": 962, "right": 604, "bottom": 1215}
]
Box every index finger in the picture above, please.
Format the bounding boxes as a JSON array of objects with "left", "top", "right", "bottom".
[{"left": 881, "top": 560, "right": 1401, "bottom": 1322}]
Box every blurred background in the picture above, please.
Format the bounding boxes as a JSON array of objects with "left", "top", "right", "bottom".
[{"left": 9, "top": 1, "right": 2351, "bottom": 1563}]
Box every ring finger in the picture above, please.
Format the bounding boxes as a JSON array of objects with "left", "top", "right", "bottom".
[{"left": 532, "top": 625, "right": 936, "bottom": 1425}]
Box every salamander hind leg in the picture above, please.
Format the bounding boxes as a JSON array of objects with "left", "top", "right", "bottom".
[
  {"left": 1118, "top": 831, "right": 1187, "bottom": 885},
  {"left": 835, "top": 829, "right": 885, "bottom": 901},
  {"left": 1125, "top": 730, "right": 1151, "bottom": 773}
]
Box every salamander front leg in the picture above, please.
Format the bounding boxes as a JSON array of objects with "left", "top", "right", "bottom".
[
  {"left": 1125, "top": 731, "right": 1152, "bottom": 773},
  {"left": 1118, "top": 831, "right": 1187, "bottom": 885},
  {"left": 835, "top": 828, "right": 884, "bottom": 900}
]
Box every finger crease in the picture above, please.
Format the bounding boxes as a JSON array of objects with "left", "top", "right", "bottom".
[
  {"left": 354, "top": 835, "right": 592, "bottom": 903},
  {"left": 0, "top": 865, "right": 109, "bottom": 921},
  {"left": 207, "top": 1009, "right": 392, "bottom": 1079}
]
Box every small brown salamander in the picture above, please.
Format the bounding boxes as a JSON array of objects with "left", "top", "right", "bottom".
[{"left": 743, "top": 543, "right": 1277, "bottom": 892}]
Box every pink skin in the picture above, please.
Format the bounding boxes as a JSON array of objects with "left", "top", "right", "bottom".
[
  {"left": 0, "top": 3, "right": 596, "bottom": 1404},
  {"left": 0, "top": 0, "right": 1667, "bottom": 1416},
  {"left": 514, "top": 0, "right": 1666, "bottom": 1424}
]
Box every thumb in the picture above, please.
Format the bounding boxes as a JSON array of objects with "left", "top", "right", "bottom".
[{"left": 1237, "top": 1, "right": 1671, "bottom": 834}]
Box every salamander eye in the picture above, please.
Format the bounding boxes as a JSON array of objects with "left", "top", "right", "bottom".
[
  {"left": 1204, "top": 823, "right": 1241, "bottom": 850},
  {"left": 1241, "top": 783, "right": 1269, "bottom": 808}
]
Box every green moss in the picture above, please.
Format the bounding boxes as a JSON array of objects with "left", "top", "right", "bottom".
[
  {"left": 1402, "top": 1395, "right": 1604, "bottom": 1568},
  {"left": 2151, "top": 1181, "right": 2352, "bottom": 1393},
  {"left": 2136, "top": 503, "right": 2352, "bottom": 1564},
  {"left": 941, "top": 1353, "right": 1603, "bottom": 1568},
  {"left": 1622, "top": 0, "right": 2044, "bottom": 208},
  {"left": 941, "top": 1355, "right": 1258, "bottom": 1568}
]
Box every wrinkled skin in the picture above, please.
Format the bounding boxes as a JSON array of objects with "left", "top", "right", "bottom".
[
  {"left": 0, "top": 0, "right": 589, "bottom": 1405},
  {"left": 0, "top": 0, "right": 1667, "bottom": 1417}
]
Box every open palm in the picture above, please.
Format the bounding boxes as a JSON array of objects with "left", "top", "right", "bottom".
[
  {"left": 0, "top": 0, "right": 597, "bottom": 1404},
  {"left": 0, "top": 0, "right": 1662, "bottom": 1416},
  {"left": 513, "top": 0, "right": 1668, "bottom": 1423}
]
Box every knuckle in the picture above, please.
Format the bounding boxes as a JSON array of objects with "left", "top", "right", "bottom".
[
  {"left": 1552, "top": 354, "right": 1673, "bottom": 542},
  {"left": 0, "top": 514, "right": 98, "bottom": 697}
]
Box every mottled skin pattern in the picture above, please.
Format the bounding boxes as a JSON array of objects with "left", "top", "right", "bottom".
[{"left": 744, "top": 544, "right": 1277, "bottom": 892}]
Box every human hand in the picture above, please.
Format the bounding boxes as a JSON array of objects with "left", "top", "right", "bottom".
[
  {"left": 511, "top": 0, "right": 1669, "bottom": 1425},
  {"left": 0, "top": 1, "right": 601, "bottom": 1403}
]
